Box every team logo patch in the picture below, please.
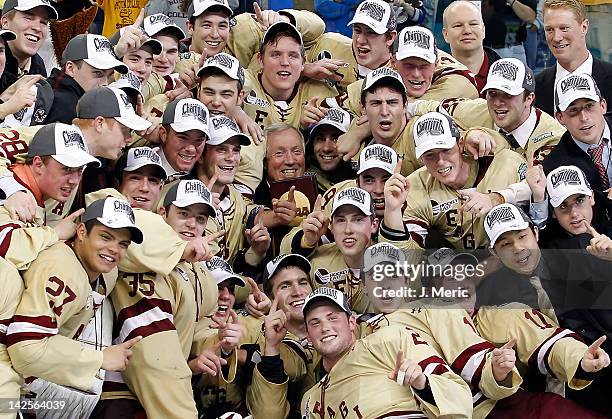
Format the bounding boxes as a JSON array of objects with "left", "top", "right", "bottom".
[
  {"left": 532, "top": 132, "right": 554, "bottom": 143},
  {"left": 208, "top": 53, "right": 234, "bottom": 69},
  {"left": 560, "top": 75, "right": 590, "bottom": 93},
  {"left": 314, "top": 268, "right": 350, "bottom": 284},
  {"left": 364, "top": 145, "right": 393, "bottom": 164},
  {"left": 181, "top": 102, "right": 208, "bottom": 123},
  {"left": 148, "top": 14, "right": 173, "bottom": 26},
  {"left": 371, "top": 67, "right": 397, "bottom": 79},
  {"left": 325, "top": 108, "right": 345, "bottom": 125},
  {"left": 212, "top": 116, "right": 240, "bottom": 132},
  {"left": 183, "top": 180, "right": 212, "bottom": 201},
  {"left": 33, "top": 108, "right": 47, "bottom": 123},
  {"left": 403, "top": 30, "right": 430, "bottom": 50},
  {"left": 63, "top": 129, "right": 86, "bottom": 151},
  {"left": 492, "top": 61, "right": 519, "bottom": 81},
  {"left": 485, "top": 206, "right": 515, "bottom": 228},
  {"left": 206, "top": 256, "right": 232, "bottom": 272},
  {"left": 550, "top": 168, "right": 581, "bottom": 188},
  {"left": 431, "top": 198, "right": 458, "bottom": 216},
  {"left": 132, "top": 147, "right": 161, "bottom": 164},
  {"left": 359, "top": 1, "right": 386, "bottom": 22},
  {"left": 113, "top": 199, "right": 136, "bottom": 224},
  {"left": 244, "top": 90, "right": 270, "bottom": 108},
  {"left": 337, "top": 187, "right": 366, "bottom": 204},
  {"left": 13, "top": 107, "right": 26, "bottom": 121},
  {"left": 416, "top": 117, "right": 444, "bottom": 137},
  {"left": 317, "top": 50, "right": 332, "bottom": 61}
]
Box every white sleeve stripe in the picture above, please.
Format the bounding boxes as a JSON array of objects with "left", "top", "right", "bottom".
[
  {"left": 536, "top": 329, "right": 574, "bottom": 375},
  {"left": 0, "top": 324, "right": 7, "bottom": 334},
  {"left": 460, "top": 348, "right": 489, "bottom": 383},
  {"left": 6, "top": 322, "right": 59, "bottom": 336},
  {"left": 423, "top": 362, "right": 449, "bottom": 375},
  {"left": 113, "top": 307, "right": 174, "bottom": 344}
]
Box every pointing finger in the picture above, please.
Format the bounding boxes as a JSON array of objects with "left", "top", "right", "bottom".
[
  {"left": 229, "top": 308, "right": 239, "bottom": 324},
  {"left": 254, "top": 2, "right": 264, "bottom": 24},
  {"left": 270, "top": 295, "right": 281, "bottom": 313},
  {"left": 207, "top": 174, "right": 218, "bottom": 191},
  {"left": 123, "top": 336, "right": 143, "bottom": 348},
  {"left": 585, "top": 222, "right": 601, "bottom": 238},
  {"left": 133, "top": 7, "right": 145, "bottom": 27},
  {"left": 314, "top": 194, "right": 322, "bottom": 212},
  {"left": 204, "top": 229, "right": 225, "bottom": 243},
  {"left": 288, "top": 186, "right": 295, "bottom": 203},
  {"left": 501, "top": 337, "right": 516, "bottom": 350},
  {"left": 66, "top": 208, "right": 85, "bottom": 221},
  {"left": 394, "top": 158, "right": 403, "bottom": 175},
  {"left": 589, "top": 336, "right": 607, "bottom": 354}
]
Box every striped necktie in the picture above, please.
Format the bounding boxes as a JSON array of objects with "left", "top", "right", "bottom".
[{"left": 588, "top": 138, "right": 610, "bottom": 189}]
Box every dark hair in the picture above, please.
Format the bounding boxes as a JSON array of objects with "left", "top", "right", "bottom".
[
  {"left": 259, "top": 30, "right": 305, "bottom": 57},
  {"left": 305, "top": 126, "right": 356, "bottom": 187},
  {"left": 360, "top": 81, "right": 407, "bottom": 107},
  {"left": 198, "top": 67, "right": 243, "bottom": 91},
  {"left": 83, "top": 218, "right": 103, "bottom": 234}
]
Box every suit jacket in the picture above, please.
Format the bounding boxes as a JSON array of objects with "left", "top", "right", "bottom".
[
  {"left": 542, "top": 116, "right": 612, "bottom": 194},
  {"left": 535, "top": 57, "right": 612, "bottom": 116}
]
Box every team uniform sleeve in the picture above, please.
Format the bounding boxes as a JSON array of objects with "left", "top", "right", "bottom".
[
  {"left": 424, "top": 73, "right": 479, "bottom": 101},
  {"left": 0, "top": 259, "right": 24, "bottom": 402},
  {"left": 247, "top": 364, "right": 290, "bottom": 419},
  {"left": 6, "top": 261, "right": 103, "bottom": 392},
  {"left": 475, "top": 305, "right": 592, "bottom": 390}
]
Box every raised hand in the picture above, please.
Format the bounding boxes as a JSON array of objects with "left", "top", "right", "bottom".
[
  {"left": 525, "top": 153, "right": 546, "bottom": 202},
  {"left": 113, "top": 11, "right": 146, "bottom": 58},
  {"left": 580, "top": 336, "right": 611, "bottom": 373},
  {"left": 302, "top": 59, "right": 347, "bottom": 82},
  {"left": 182, "top": 229, "right": 225, "bottom": 262},
  {"left": 245, "top": 276, "right": 271, "bottom": 318},
  {"left": 338, "top": 115, "right": 370, "bottom": 162},
  {"left": 253, "top": 2, "right": 288, "bottom": 31},
  {"left": 272, "top": 186, "right": 297, "bottom": 226},
  {"left": 384, "top": 159, "right": 409, "bottom": 212},
  {"left": 263, "top": 295, "right": 288, "bottom": 356},
  {"left": 189, "top": 341, "right": 228, "bottom": 376},
  {"left": 585, "top": 224, "right": 612, "bottom": 261},
  {"left": 101, "top": 336, "right": 143, "bottom": 371},
  {"left": 491, "top": 338, "right": 517, "bottom": 382},
  {"left": 300, "top": 97, "right": 327, "bottom": 129},
  {"left": 216, "top": 309, "right": 244, "bottom": 354},
  {"left": 464, "top": 129, "right": 496, "bottom": 160},
  {"left": 245, "top": 219, "right": 271, "bottom": 258},
  {"left": 302, "top": 195, "right": 329, "bottom": 247},
  {"left": 53, "top": 208, "right": 85, "bottom": 241},
  {"left": 388, "top": 350, "right": 427, "bottom": 390},
  {"left": 458, "top": 188, "right": 497, "bottom": 217}
]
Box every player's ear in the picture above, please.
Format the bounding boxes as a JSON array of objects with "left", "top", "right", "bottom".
[
  {"left": 76, "top": 223, "right": 87, "bottom": 240},
  {"left": 371, "top": 216, "right": 380, "bottom": 234},
  {"left": 158, "top": 125, "right": 167, "bottom": 144},
  {"left": 348, "top": 313, "right": 357, "bottom": 332},
  {"left": 236, "top": 88, "right": 245, "bottom": 107},
  {"left": 157, "top": 206, "right": 166, "bottom": 217},
  {"left": 532, "top": 226, "right": 539, "bottom": 242},
  {"left": 94, "top": 116, "right": 106, "bottom": 134},
  {"left": 257, "top": 51, "right": 263, "bottom": 68}
]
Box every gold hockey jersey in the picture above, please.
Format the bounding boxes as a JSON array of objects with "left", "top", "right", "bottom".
[
  {"left": 301, "top": 325, "right": 473, "bottom": 418},
  {"left": 6, "top": 242, "right": 115, "bottom": 392},
  {"left": 401, "top": 149, "right": 527, "bottom": 249}
]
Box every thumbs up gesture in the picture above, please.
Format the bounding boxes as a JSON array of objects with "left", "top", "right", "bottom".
[
  {"left": 491, "top": 338, "right": 517, "bottom": 382},
  {"left": 580, "top": 336, "right": 610, "bottom": 373}
]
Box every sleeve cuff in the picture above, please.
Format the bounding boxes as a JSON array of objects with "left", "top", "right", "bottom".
[
  {"left": 529, "top": 198, "right": 549, "bottom": 229},
  {"left": 380, "top": 222, "right": 410, "bottom": 241},
  {"left": 257, "top": 354, "right": 287, "bottom": 384},
  {"left": 291, "top": 231, "right": 316, "bottom": 258},
  {"left": 0, "top": 175, "right": 26, "bottom": 199}
]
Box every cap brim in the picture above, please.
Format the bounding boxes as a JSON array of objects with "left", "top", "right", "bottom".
[
  {"left": 557, "top": 93, "right": 600, "bottom": 112},
  {"left": 302, "top": 294, "right": 350, "bottom": 316},
  {"left": 395, "top": 49, "right": 436, "bottom": 64},
  {"left": 0, "top": 30, "right": 16, "bottom": 42},
  {"left": 481, "top": 81, "right": 523, "bottom": 96},
  {"left": 488, "top": 220, "right": 529, "bottom": 248},
  {"left": 52, "top": 152, "right": 101, "bottom": 168},
  {"left": 310, "top": 120, "right": 346, "bottom": 136},
  {"left": 109, "top": 81, "right": 143, "bottom": 99},
  {"left": 171, "top": 199, "right": 216, "bottom": 216},
  {"left": 96, "top": 217, "right": 144, "bottom": 244},
  {"left": 142, "top": 38, "right": 163, "bottom": 55},
  {"left": 415, "top": 138, "right": 455, "bottom": 159},
  {"left": 549, "top": 188, "right": 592, "bottom": 208},
  {"left": 265, "top": 254, "right": 311, "bottom": 282},
  {"left": 207, "top": 133, "right": 250, "bottom": 146},
  {"left": 14, "top": 3, "right": 58, "bottom": 19},
  {"left": 214, "top": 271, "right": 246, "bottom": 287},
  {"left": 170, "top": 121, "right": 209, "bottom": 136},
  {"left": 84, "top": 57, "right": 129, "bottom": 74},
  {"left": 115, "top": 114, "right": 152, "bottom": 131},
  {"left": 347, "top": 16, "right": 387, "bottom": 34},
  {"left": 356, "top": 161, "right": 393, "bottom": 175},
  {"left": 124, "top": 162, "right": 168, "bottom": 180}
]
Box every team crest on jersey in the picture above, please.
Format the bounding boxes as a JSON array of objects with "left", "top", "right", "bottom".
[
  {"left": 560, "top": 75, "right": 590, "bottom": 93},
  {"left": 550, "top": 168, "right": 582, "bottom": 188},
  {"left": 314, "top": 268, "right": 350, "bottom": 284},
  {"left": 518, "top": 162, "right": 527, "bottom": 181},
  {"left": 33, "top": 108, "right": 47, "bottom": 123},
  {"left": 302, "top": 396, "right": 311, "bottom": 419},
  {"left": 485, "top": 206, "right": 515, "bottom": 228},
  {"left": 403, "top": 30, "right": 430, "bottom": 50},
  {"left": 431, "top": 198, "right": 458, "bottom": 215},
  {"left": 491, "top": 61, "right": 519, "bottom": 81},
  {"left": 359, "top": 1, "right": 386, "bottom": 22},
  {"left": 244, "top": 90, "right": 270, "bottom": 108},
  {"left": 316, "top": 50, "right": 332, "bottom": 61},
  {"left": 532, "top": 131, "right": 554, "bottom": 143},
  {"left": 416, "top": 117, "right": 444, "bottom": 137}
]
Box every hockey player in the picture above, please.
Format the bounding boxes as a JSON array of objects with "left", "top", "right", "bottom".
[{"left": 300, "top": 287, "right": 474, "bottom": 418}]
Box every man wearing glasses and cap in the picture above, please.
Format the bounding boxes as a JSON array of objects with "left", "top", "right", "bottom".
[
  {"left": 300, "top": 287, "right": 473, "bottom": 418},
  {"left": 5, "top": 197, "right": 144, "bottom": 407},
  {"left": 45, "top": 34, "right": 129, "bottom": 125},
  {"left": 0, "top": 0, "right": 57, "bottom": 78}
]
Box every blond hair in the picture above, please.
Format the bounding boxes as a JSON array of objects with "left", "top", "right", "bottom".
[{"left": 543, "top": 0, "right": 587, "bottom": 23}]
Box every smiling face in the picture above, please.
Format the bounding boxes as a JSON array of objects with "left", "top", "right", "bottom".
[
  {"left": 553, "top": 193, "right": 594, "bottom": 235},
  {"left": 330, "top": 206, "right": 378, "bottom": 259},
  {"left": 118, "top": 166, "right": 164, "bottom": 211},
  {"left": 188, "top": 11, "right": 230, "bottom": 56},
  {"left": 198, "top": 73, "right": 243, "bottom": 116},
  {"left": 270, "top": 266, "right": 312, "bottom": 322},
  {"left": 258, "top": 35, "right": 304, "bottom": 101},
  {"left": 443, "top": 1, "right": 485, "bottom": 55},
  {"left": 394, "top": 56, "right": 435, "bottom": 98},
  {"left": 486, "top": 90, "right": 534, "bottom": 132},
  {"left": 311, "top": 125, "right": 342, "bottom": 172},
  {"left": 555, "top": 98, "right": 607, "bottom": 145},
  {"left": 357, "top": 168, "right": 391, "bottom": 218},
  {"left": 152, "top": 34, "right": 180, "bottom": 76},
  {"left": 213, "top": 280, "right": 237, "bottom": 324},
  {"left": 305, "top": 302, "right": 356, "bottom": 365},
  {"left": 1, "top": 8, "right": 49, "bottom": 61},
  {"left": 420, "top": 145, "right": 468, "bottom": 189},
  {"left": 32, "top": 157, "right": 84, "bottom": 203},
  {"left": 159, "top": 203, "right": 209, "bottom": 241},
  {"left": 493, "top": 227, "right": 541, "bottom": 275},
  {"left": 160, "top": 126, "right": 207, "bottom": 173},
  {"left": 199, "top": 138, "right": 241, "bottom": 186},
  {"left": 266, "top": 128, "right": 305, "bottom": 181},
  {"left": 362, "top": 86, "right": 407, "bottom": 146},
  {"left": 544, "top": 7, "right": 588, "bottom": 63},
  {"left": 351, "top": 23, "right": 394, "bottom": 69},
  {"left": 76, "top": 223, "right": 131, "bottom": 277}
]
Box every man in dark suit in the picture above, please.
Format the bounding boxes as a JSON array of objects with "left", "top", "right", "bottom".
[
  {"left": 543, "top": 73, "right": 612, "bottom": 208},
  {"left": 534, "top": 0, "right": 612, "bottom": 116}
]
